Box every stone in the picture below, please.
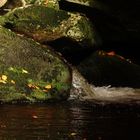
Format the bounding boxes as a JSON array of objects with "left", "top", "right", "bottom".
[
  {"left": 0, "top": 26, "right": 72, "bottom": 103},
  {"left": 77, "top": 50, "right": 140, "bottom": 88},
  {"left": 0, "top": 5, "right": 100, "bottom": 59}
]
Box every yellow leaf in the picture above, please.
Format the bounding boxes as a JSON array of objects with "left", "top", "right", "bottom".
[
  {"left": 28, "top": 84, "right": 39, "bottom": 89},
  {"left": 32, "top": 115, "right": 38, "bottom": 119},
  {"left": 1, "top": 75, "right": 7, "bottom": 81},
  {"left": 45, "top": 84, "right": 52, "bottom": 89},
  {"left": 22, "top": 69, "right": 28, "bottom": 74},
  {"left": 43, "top": 89, "right": 48, "bottom": 93},
  {"left": 28, "top": 84, "right": 33, "bottom": 88},
  {"left": 0, "top": 80, "right": 6, "bottom": 84},
  {"left": 34, "top": 86, "right": 40, "bottom": 89},
  {"left": 70, "top": 133, "right": 77, "bottom": 136},
  {"left": 11, "top": 80, "right": 16, "bottom": 84}
]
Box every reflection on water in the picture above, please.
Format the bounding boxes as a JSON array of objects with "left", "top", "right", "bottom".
[
  {"left": 0, "top": 101, "right": 140, "bottom": 140},
  {"left": 0, "top": 68, "right": 140, "bottom": 140}
]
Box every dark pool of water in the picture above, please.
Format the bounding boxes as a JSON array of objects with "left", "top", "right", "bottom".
[{"left": 0, "top": 101, "right": 140, "bottom": 140}]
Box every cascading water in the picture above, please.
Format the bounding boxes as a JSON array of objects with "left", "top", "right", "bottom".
[{"left": 70, "top": 67, "right": 140, "bottom": 103}]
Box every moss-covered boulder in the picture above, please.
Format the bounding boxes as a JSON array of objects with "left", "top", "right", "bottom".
[
  {"left": 0, "top": 26, "right": 72, "bottom": 103},
  {"left": 0, "top": 5, "right": 99, "bottom": 51},
  {"left": 77, "top": 50, "right": 140, "bottom": 88}
]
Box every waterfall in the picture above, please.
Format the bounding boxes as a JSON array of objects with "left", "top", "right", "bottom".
[{"left": 70, "top": 68, "right": 140, "bottom": 103}]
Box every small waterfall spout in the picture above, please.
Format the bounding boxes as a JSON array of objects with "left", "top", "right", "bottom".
[{"left": 70, "top": 67, "right": 140, "bottom": 103}]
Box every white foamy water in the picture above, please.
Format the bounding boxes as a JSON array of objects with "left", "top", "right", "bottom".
[
  {"left": 92, "top": 86, "right": 140, "bottom": 102},
  {"left": 70, "top": 68, "right": 140, "bottom": 103}
]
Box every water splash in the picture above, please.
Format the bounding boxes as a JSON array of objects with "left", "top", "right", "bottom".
[
  {"left": 70, "top": 67, "right": 95, "bottom": 100},
  {"left": 70, "top": 68, "right": 140, "bottom": 103}
]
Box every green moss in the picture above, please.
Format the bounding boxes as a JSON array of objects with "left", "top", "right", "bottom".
[
  {"left": 0, "top": 26, "right": 72, "bottom": 103},
  {"left": 0, "top": 6, "right": 70, "bottom": 42},
  {"left": 24, "top": 0, "right": 59, "bottom": 9},
  {"left": 0, "top": 5, "right": 99, "bottom": 46},
  {"left": 5, "top": 6, "right": 69, "bottom": 27}
]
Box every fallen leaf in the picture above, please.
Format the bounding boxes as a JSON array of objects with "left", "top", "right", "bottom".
[
  {"left": 0, "top": 80, "right": 6, "bottom": 84},
  {"left": 32, "top": 115, "right": 38, "bottom": 119},
  {"left": 0, "top": 124, "right": 6, "bottom": 128},
  {"left": 107, "top": 51, "right": 115, "bottom": 56},
  {"left": 11, "top": 80, "right": 16, "bottom": 84},
  {"left": 45, "top": 84, "right": 52, "bottom": 89},
  {"left": 1, "top": 75, "right": 7, "bottom": 81},
  {"left": 70, "top": 132, "right": 77, "bottom": 136},
  {"left": 22, "top": 69, "right": 28, "bottom": 74}
]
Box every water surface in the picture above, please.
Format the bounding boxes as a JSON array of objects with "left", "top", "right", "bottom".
[
  {"left": 0, "top": 100, "right": 140, "bottom": 140},
  {"left": 0, "top": 69, "right": 140, "bottom": 140}
]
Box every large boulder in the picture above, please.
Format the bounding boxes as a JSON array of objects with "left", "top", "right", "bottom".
[
  {"left": 0, "top": 5, "right": 100, "bottom": 58},
  {"left": 77, "top": 50, "right": 140, "bottom": 88},
  {"left": 59, "top": 0, "right": 127, "bottom": 47},
  {"left": 0, "top": 26, "right": 72, "bottom": 103}
]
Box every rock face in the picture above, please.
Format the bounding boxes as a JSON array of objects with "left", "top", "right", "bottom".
[
  {"left": 0, "top": 26, "right": 72, "bottom": 103},
  {"left": 59, "top": 0, "right": 107, "bottom": 10},
  {"left": 0, "top": 5, "right": 98, "bottom": 49},
  {"left": 77, "top": 50, "right": 140, "bottom": 88}
]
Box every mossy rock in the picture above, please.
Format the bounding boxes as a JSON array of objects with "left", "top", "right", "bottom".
[
  {"left": 77, "top": 50, "right": 140, "bottom": 88},
  {"left": 0, "top": 26, "right": 72, "bottom": 103},
  {"left": 0, "top": 5, "right": 99, "bottom": 50},
  {"left": 24, "top": 0, "right": 59, "bottom": 9}
]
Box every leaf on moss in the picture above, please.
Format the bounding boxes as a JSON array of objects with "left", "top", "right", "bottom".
[
  {"left": 44, "top": 84, "right": 52, "bottom": 89},
  {"left": 22, "top": 69, "right": 28, "bottom": 74},
  {"left": 1, "top": 75, "right": 7, "bottom": 81},
  {"left": 11, "top": 80, "right": 16, "bottom": 84},
  {"left": 0, "top": 79, "right": 6, "bottom": 84}
]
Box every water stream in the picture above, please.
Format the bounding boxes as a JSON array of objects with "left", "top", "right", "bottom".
[
  {"left": 0, "top": 68, "right": 140, "bottom": 140},
  {"left": 70, "top": 67, "right": 140, "bottom": 104}
]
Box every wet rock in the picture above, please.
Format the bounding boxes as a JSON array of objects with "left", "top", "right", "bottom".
[
  {"left": 77, "top": 50, "right": 140, "bottom": 88},
  {"left": 72, "top": 0, "right": 140, "bottom": 65},
  {"left": 60, "top": 0, "right": 93, "bottom": 7},
  {"left": 59, "top": 0, "right": 108, "bottom": 11},
  {"left": 0, "top": 5, "right": 99, "bottom": 54},
  {"left": 0, "top": 0, "right": 23, "bottom": 15},
  {"left": 0, "top": 26, "right": 72, "bottom": 103},
  {"left": 70, "top": 67, "right": 95, "bottom": 100},
  {"left": 59, "top": 0, "right": 127, "bottom": 47}
]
